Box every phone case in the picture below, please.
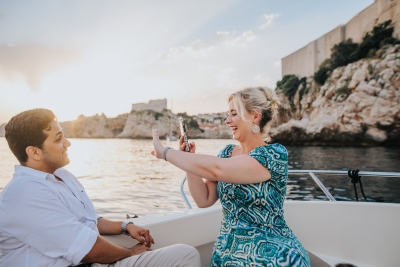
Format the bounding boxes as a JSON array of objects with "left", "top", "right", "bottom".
[{"left": 179, "top": 117, "right": 190, "bottom": 152}]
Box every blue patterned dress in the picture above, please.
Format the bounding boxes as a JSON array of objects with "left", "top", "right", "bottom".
[{"left": 210, "top": 143, "right": 310, "bottom": 267}]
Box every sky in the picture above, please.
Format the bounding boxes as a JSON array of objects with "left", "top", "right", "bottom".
[{"left": 0, "top": 0, "right": 374, "bottom": 124}]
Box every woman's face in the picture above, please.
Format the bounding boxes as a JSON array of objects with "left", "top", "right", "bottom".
[{"left": 225, "top": 100, "right": 253, "bottom": 141}]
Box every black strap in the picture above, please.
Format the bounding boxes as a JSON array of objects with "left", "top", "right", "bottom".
[{"left": 348, "top": 169, "right": 367, "bottom": 201}]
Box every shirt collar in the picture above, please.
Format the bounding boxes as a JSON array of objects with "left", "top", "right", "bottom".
[{"left": 14, "top": 165, "right": 55, "bottom": 181}]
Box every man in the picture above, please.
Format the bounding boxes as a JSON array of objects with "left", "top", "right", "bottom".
[{"left": 0, "top": 108, "right": 200, "bottom": 267}]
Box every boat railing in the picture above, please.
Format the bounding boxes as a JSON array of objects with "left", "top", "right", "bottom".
[{"left": 179, "top": 170, "right": 400, "bottom": 208}]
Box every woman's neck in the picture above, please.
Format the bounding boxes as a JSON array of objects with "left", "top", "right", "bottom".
[{"left": 237, "top": 137, "right": 266, "bottom": 154}]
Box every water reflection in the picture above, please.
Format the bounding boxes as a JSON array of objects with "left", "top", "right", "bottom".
[{"left": 285, "top": 145, "right": 400, "bottom": 203}]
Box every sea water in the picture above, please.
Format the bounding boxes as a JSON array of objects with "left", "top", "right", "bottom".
[{"left": 1, "top": 137, "right": 399, "bottom": 220}]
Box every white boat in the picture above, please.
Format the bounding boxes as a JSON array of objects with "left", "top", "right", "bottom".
[
  {"left": 103, "top": 170, "right": 400, "bottom": 267},
  {"left": 166, "top": 99, "right": 178, "bottom": 142},
  {"left": 166, "top": 135, "right": 178, "bottom": 142}
]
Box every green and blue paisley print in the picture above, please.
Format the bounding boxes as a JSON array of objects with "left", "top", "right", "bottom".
[{"left": 210, "top": 144, "right": 310, "bottom": 267}]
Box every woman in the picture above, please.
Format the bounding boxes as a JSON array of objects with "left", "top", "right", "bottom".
[{"left": 151, "top": 87, "right": 310, "bottom": 266}]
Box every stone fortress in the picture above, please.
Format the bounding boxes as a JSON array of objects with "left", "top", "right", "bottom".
[
  {"left": 282, "top": 0, "right": 400, "bottom": 77},
  {"left": 131, "top": 99, "right": 167, "bottom": 113}
]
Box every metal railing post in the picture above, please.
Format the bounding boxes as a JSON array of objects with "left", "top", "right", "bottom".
[
  {"left": 308, "top": 172, "right": 336, "bottom": 202},
  {"left": 180, "top": 176, "right": 192, "bottom": 209}
]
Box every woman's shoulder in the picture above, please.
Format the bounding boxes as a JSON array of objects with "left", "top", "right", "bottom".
[
  {"left": 251, "top": 143, "right": 285, "bottom": 151},
  {"left": 252, "top": 143, "right": 288, "bottom": 157},
  {"left": 266, "top": 143, "right": 287, "bottom": 153},
  {"left": 217, "top": 144, "right": 236, "bottom": 158}
]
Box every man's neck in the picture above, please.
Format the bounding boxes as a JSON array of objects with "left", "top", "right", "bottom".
[{"left": 24, "top": 161, "right": 56, "bottom": 175}]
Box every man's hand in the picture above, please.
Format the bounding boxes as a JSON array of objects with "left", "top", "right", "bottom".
[
  {"left": 126, "top": 224, "right": 155, "bottom": 248},
  {"left": 129, "top": 243, "right": 152, "bottom": 255}
]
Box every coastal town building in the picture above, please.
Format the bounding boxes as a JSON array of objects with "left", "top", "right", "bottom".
[
  {"left": 131, "top": 99, "right": 167, "bottom": 113},
  {"left": 282, "top": 0, "right": 400, "bottom": 77},
  {"left": 197, "top": 112, "right": 232, "bottom": 138}
]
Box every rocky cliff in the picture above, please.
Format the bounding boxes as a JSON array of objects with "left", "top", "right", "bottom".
[
  {"left": 60, "top": 113, "right": 128, "bottom": 138},
  {"left": 57, "top": 109, "right": 204, "bottom": 139},
  {"left": 118, "top": 109, "right": 204, "bottom": 139},
  {"left": 270, "top": 44, "right": 400, "bottom": 146}
]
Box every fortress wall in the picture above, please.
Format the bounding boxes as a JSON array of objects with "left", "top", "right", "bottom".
[
  {"left": 131, "top": 99, "right": 167, "bottom": 113},
  {"left": 281, "top": 0, "right": 400, "bottom": 78},
  {"left": 282, "top": 26, "right": 344, "bottom": 77},
  {"left": 376, "top": 0, "right": 400, "bottom": 38},
  {"left": 321, "top": 26, "right": 344, "bottom": 63},
  {"left": 345, "top": 3, "right": 378, "bottom": 43},
  {"left": 282, "top": 42, "right": 316, "bottom": 77}
]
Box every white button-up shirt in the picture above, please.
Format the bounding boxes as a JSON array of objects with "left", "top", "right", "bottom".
[{"left": 0, "top": 166, "right": 100, "bottom": 267}]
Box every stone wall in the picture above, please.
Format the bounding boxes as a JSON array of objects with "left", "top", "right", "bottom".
[{"left": 282, "top": 0, "right": 400, "bottom": 77}]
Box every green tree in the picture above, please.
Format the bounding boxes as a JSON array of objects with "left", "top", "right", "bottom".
[
  {"left": 276, "top": 74, "right": 300, "bottom": 98},
  {"left": 330, "top": 39, "right": 358, "bottom": 69}
]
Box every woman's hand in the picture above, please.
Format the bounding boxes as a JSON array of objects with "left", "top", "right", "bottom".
[
  {"left": 151, "top": 129, "right": 164, "bottom": 159},
  {"left": 179, "top": 136, "right": 196, "bottom": 153}
]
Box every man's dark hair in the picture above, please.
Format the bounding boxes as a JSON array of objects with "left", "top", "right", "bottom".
[{"left": 5, "top": 108, "right": 56, "bottom": 164}]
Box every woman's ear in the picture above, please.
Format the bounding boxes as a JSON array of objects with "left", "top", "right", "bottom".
[
  {"left": 253, "top": 109, "right": 262, "bottom": 124},
  {"left": 26, "top": 146, "right": 42, "bottom": 161}
]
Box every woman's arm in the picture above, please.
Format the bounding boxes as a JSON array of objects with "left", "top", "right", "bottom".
[
  {"left": 186, "top": 172, "right": 219, "bottom": 208},
  {"left": 152, "top": 130, "right": 271, "bottom": 184},
  {"left": 178, "top": 137, "right": 219, "bottom": 208},
  {"left": 168, "top": 150, "right": 270, "bottom": 183}
]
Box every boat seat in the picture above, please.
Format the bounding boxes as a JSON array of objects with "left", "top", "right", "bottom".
[{"left": 308, "top": 250, "right": 331, "bottom": 267}]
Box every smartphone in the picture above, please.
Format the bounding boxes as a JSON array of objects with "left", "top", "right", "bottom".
[{"left": 179, "top": 117, "right": 190, "bottom": 152}]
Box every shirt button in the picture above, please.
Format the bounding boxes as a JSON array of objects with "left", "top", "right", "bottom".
[{"left": 268, "top": 224, "right": 273, "bottom": 228}]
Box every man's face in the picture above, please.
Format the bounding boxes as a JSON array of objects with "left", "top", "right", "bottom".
[{"left": 40, "top": 120, "right": 71, "bottom": 171}]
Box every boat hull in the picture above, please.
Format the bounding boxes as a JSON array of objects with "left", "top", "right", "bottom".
[{"left": 104, "top": 201, "right": 400, "bottom": 267}]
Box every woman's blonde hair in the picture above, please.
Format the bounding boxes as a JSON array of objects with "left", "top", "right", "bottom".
[{"left": 228, "top": 87, "right": 280, "bottom": 135}]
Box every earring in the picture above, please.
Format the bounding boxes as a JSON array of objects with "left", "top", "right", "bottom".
[{"left": 252, "top": 124, "right": 260, "bottom": 133}]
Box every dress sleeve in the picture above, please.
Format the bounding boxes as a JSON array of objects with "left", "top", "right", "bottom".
[
  {"left": 217, "top": 144, "right": 235, "bottom": 158},
  {"left": 248, "top": 144, "right": 288, "bottom": 176}
]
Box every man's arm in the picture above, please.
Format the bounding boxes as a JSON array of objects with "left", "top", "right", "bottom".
[
  {"left": 96, "top": 217, "right": 123, "bottom": 235},
  {"left": 97, "top": 218, "right": 155, "bottom": 246},
  {"left": 82, "top": 235, "right": 149, "bottom": 263},
  {"left": 81, "top": 218, "right": 154, "bottom": 263}
]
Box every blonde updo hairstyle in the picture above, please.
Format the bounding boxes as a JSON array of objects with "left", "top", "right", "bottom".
[{"left": 228, "top": 87, "right": 280, "bottom": 137}]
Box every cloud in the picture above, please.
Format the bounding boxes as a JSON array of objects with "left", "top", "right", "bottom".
[
  {"left": 155, "top": 30, "right": 257, "bottom": 62},
  {"left": 274, "top": 60, "right": 281, "bottom": 69},
  {"left": 259, "top": 13, "right": 279, "bottom": 30},
  {"left": 215, "top": 31, "right": 257, "bottom": 47},
  {"left": 0, "top": 43, "right": 80, "bottom": 92},
  {"left": 156, "top": 39, "right": 214, "bottom": 61}
]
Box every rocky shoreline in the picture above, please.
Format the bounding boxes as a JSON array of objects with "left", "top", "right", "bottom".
[{"left": 270, "top": 44, "right": 400, "bottom": 146}]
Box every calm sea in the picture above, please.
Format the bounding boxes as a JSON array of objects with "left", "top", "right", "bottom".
[{"left": 1, "top": 137, "right": 399, "bottom": 220}]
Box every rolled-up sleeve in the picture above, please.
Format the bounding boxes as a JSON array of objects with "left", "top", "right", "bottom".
[{"left": 1, "top": 179, "right": 97, "bottom": 265}]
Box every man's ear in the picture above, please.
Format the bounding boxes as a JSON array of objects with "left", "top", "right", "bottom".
[{"left": 26, "top": 146, "right": 42, "bottom": 161}]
